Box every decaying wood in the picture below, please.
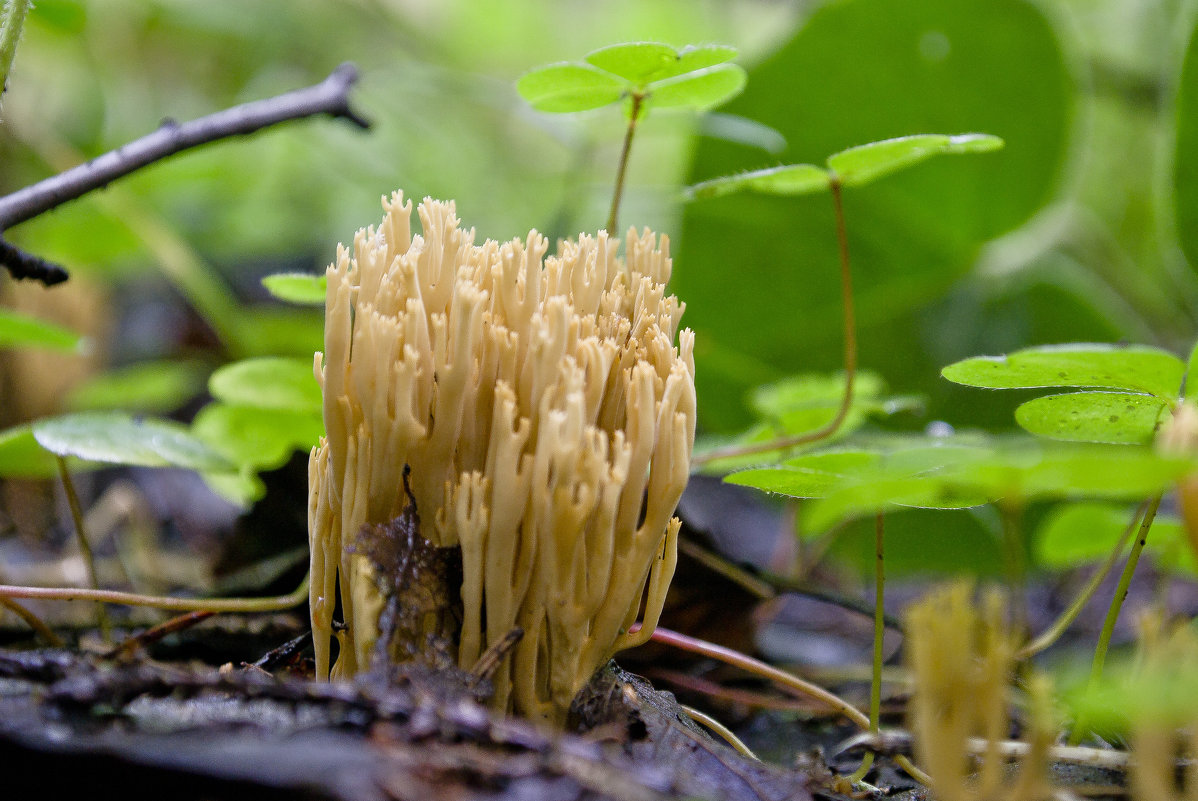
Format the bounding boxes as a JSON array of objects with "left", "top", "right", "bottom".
[{"left": 0, "top": 645, "right": 811, "bottom": 801}]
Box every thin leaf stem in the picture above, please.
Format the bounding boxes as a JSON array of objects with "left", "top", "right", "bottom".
[
  {"left": 56, "top": 455, "right": 111, "bottom": 640},
  {"left": 1070, "top": 493, "right": 1161, "bottom": 744},
  {"left": 692, "top": 177, "right": 857, "bottom": 467},
  {"left": 0, "top": 596, "right": 63, "bottom": 646},
  {"left": 1016, "top": 500, "right": 1148, "bottom": 660},
  {"left": 679, "top": 703, "right": 759, "bottom": 760},
  {"left": 649, "top": 625, "right": 871, "bottom": 730},
  {"left": 1000, "top": 503, "right": 1027, "bottom": 635},
  {"left": 0, "top": 572, "right": 310, "bottom": 613},
  {"left": 848, "top": 513, "right": 887, "bottom": 784},
  {"left": 606, "top": 93, "right": 643, "bottom": 234}
]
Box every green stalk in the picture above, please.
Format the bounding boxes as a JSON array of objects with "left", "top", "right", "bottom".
[
  {"left": 0, "top": 596, "right": 63, "bottom": 646},
  {"left": 692, "top": 176, "right": 858, "bottom": 467},
  {"left": 606, "top": 93, "right": 643, "bottom": 235},
  {"left": 1070, "top": 493, "right": 1161, "bottom": 744},
  {"left": 0, "top": 573, "right": 310, "bottom": 613},
  {"left": 1000, "top": 503, "right": 1027, "bottom": 636},
  {"left": 848, "top": 513, "right": 886, "bottom": 784},
  {"left": 1016, "top": 500, "right": 1147, "bottom": 660},
  {"left": 680, "top": 703, "right": 758, "bottom": 759},
  {"left": 0, "top": 0, "right": 32, "bottom": 102},
  {"left": 56, "top": 456, "right": 111, "bottom": 640}
]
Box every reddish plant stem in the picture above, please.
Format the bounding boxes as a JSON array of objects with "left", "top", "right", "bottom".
[
  {"left": 692, "top": 177, "right": 857, "bottom": 467},
  {"left": 606, "top": 94, "right": 643, "bottom": 235}
]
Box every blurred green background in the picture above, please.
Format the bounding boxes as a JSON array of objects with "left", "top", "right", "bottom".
[{"left": 2, "top": 0, "right": 1198, "bottom": 576}]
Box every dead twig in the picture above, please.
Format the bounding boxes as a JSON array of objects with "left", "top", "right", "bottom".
[
  {"left": 0, "top": 62, "right": 370, "bottom": 285},
  {"left": 105, "top": 610, "right": 216, "bottom": 660}
]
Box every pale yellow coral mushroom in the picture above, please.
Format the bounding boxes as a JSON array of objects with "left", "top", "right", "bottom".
[{"left": 308, "top": 193, "right": 696, "bottom": 724}]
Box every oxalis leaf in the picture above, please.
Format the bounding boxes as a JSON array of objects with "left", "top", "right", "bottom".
[
  {"left": 683, "top": 133, "right": 1001, "bottom": 200},
  {"left": 734, "top": 437, "right": 1197, "bottom": 533},
  {"left": 1015, "top": 392, "right": 1169, "bottom": 444},
  {"left": 0, "top": 307, "right": 83, "bottom": 351},
  {"left": 209, "top": 356, "right": 321, "bottom": 413},
  {"left": 584, "top": 42, "right": 739, "bottom": 86},
  {"left": 516, "top": 63, "right": 624, "bottom": 112},
  {"left": 262, "top": 272, "right": 327, "bottom": 306},
  {"left": 33, "top": 412, "right": 233, "bottom": 472},
  {"left": 942, "top": 343, "right": 1185, "bottom": 399},
  {"left": 826, "top": 133, "right": 1003, "bottom": 186},
  {"left": 584, "top": 42, "right": 677, "bottom": 85},
  {"left": 521, "top": 42, "right": 742, "bottom": 116},
  {"left": 726, "top": 449, "right": 882, "bottom": 498}
]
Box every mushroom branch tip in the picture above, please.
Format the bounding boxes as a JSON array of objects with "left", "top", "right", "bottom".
[{"left": 308, "top": 192, "right": 696, "bottom": 724}]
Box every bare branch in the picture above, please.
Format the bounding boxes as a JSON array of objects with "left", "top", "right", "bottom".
[
  {"left": 0, "top": 237, "right": 68, "bottom": 285},
  {"left": 0, "top": 62, "right": 370, "bottom": 232}
]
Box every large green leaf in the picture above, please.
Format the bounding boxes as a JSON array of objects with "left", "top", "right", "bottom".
[
  {"left": 826, "top": 133, "right": 1003, "bottom": 186},
  {"left": 0, "top": 308, "right": 83, "bottom": 351},
  {"left": 208, "top": 356, "right": 321, "bottom": 413},
  {"left": 1014, "top": 392, "right": 1168, "bottom": 444},
  {"left": 32, "top": 412, "right": 233, "bottom": 472},
  {"left": 516, "top": 63, "right": 625, "bottom": 112},
  {"left": 942, "top": 344, "right": 1185, "bottom": 399},
  {"left": 676, "top": 0, "right": 1072, "bottom": 430}
]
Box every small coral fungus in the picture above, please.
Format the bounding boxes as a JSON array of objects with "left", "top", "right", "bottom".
[{"left": 308, "top": 193, "right": 695, "bottom": 723}]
